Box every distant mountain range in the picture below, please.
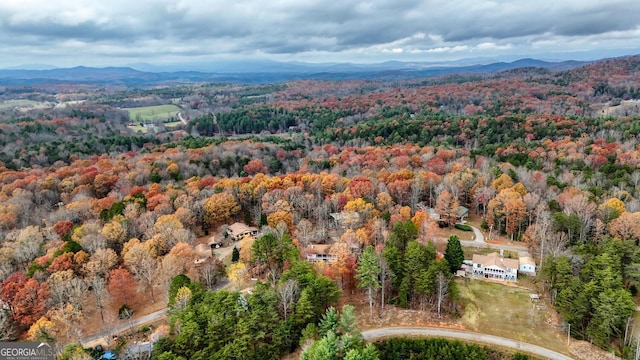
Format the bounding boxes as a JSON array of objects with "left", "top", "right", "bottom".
[{"left": 0, "top": 58, "right": 588, "bottom": 86}]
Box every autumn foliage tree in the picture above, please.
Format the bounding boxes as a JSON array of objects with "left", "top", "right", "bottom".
[
  {"left": 608, "top": 212, "right": 640, "bottom": 241},
  {"left": 243, "top": 159, "right": 268, "bottom": 175},
  {"left": 204, "top": 192, "right": 240, "bottom": 227},
  {"left": 435, "top": 190, "right": 459, "bottom": 227},
  {"left": 487, "top": 188, "right": 527, "bottom": 238},
  {"left": 0, "top": 272, "right": 50, "bottom": 327},
  {"left": 598, "top": 198, "right": 626, "bottom": 223},
  {"left": 107, "top": 267, "right": 136, "bottom": 307},
  {"left": 267, "top": 211, "right": 294, "bottom": 234}
]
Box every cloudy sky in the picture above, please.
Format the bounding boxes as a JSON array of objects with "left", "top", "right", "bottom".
[{"left": 0, "top": 0, "right": 639, "bottom": 68}]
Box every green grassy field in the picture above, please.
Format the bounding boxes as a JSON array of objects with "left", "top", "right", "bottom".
[
  {"left": 124, "top": 104, "right": 181, "bottom": 121},
  {"left": 127, "top": 125, "right": 147, "bottom": 134},
  {"left": 458, "top": 279, "right": 568, "bottom": 354},
  {"left": 0, "top": 99, "right": 45, "bottom": 109}
]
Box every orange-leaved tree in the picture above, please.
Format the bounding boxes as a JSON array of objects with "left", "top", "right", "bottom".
[
  {"left": 204, "top": 192, "right": 240, "bottom": 227},
  {"left": 107, "top": 267, "right": 136, "bottom": 307}
]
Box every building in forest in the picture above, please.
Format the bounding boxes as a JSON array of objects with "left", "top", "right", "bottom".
[
  {"left": 226, "top": 222, "right": 259, "bottom": 241},
  {"left": 472, "top": 252, "right": 519, "bottom": 280}
]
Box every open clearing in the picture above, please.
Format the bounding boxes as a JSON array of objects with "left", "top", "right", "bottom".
[
  {"left": 457, "top": 279, "right": 568, "bottom": 354},
  {"left": 123, "top": 104, "right": 181, "bottom": 121},
  {"left": 462, "top": 246, "right": 519, "bottom": 260},
  {"left": 0, "top": 99, "right": 50, "bottom": 110}
]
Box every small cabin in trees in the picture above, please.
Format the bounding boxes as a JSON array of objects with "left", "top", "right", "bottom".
[
  {"left": 456, "top": 206, "right": 469, "bottom": 222},
  {"left": 305, "top": 244, "right": 336, "bottom": 263},
  {"left": 226, "top": 222, "right": 259, "bottom": 241},
  {"left": 472, "top": 252, "right": 518, "bottom": 280},
  {"left": 424, "top": 206, "right": 469, "bottom": 223}
]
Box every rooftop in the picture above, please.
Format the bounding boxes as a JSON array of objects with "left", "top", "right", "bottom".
[
  {"left": 227, "top": 222, "right": 258, "bottom": 234},
  {"left": 473, "top": 252, "right": 519, "bottom": 270},
  {"left": 519, "top": 256, "right": 536, "bottom": 266}
]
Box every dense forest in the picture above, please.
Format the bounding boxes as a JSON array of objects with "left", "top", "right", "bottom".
[
  {"left": 1, "top": 55, "right": 640, "bottom": 359},
  {"left": 375, "top": 338, "right": 534, "bottom": 360}
]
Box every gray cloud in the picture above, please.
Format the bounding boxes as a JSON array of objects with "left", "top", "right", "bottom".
[{"left": 0, "top": 0, "right": 638, "bottom": 66}]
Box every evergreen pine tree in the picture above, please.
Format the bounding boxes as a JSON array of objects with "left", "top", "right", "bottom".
[
  {"left": 444, "top": 235, "right": 464, "bottom": 273},
  {"left": 231, "top": 246, "right": 240, "bottom": 263}
]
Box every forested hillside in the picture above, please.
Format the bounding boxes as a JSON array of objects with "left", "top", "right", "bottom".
[{"left": 1, "top": 55, "right": 640, "bottom": 359}]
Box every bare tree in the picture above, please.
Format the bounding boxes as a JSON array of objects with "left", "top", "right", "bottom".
[
  {"left": 473, "top": 186, "right": 495, "bottom": 218},
  {"left": 8, "top": 226, "right": 44, "bottom": 266},
  {"left": 0, "top": 247, "right": 16, "bottom": 282},
  {"left": 198, "top": 259, "right": 225, "bottom": 289},
  {"left": 409, "top": 175, "right": 425, "bottom": 211},
  {"left": 88, "top": 275, "right": 109, "bottom": 322},
  {"left": 525, "top": 209, "right": 564, "bottom": 261},
  {"left": 546, "top": 232, "right": 569, "bottom": 258},
  {"left": 295, "top": 219, "right": 313, "bottom": 248},
  {"left": 523, "top": 192, "right": 541, "bottom": 226},
  {"left": 632, "top": 171, "right": 640, "bottom": 190},
  {"left": 0, "top": 309, "right": 16, "bottom": 341},
  {"left": 137, "top": 256, "right": 160, "bottom": 303},
  {"left": 47, "top": 270, "right": 88, "bottom": 309},
  {"left": 435, "top": 272, "right": 450, "bottom": 318},
  {"left": 277, "top": 279, "right": 300, "bottom": 320},
  {"left": 562, "top": 193, "right": 596, "bottom": 243}
]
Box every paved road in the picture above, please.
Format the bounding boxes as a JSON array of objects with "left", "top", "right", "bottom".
[
  {"left": 459, "top": 225, "right": 530, "bottom": 256},
  {"left": 80, "top": 278, "right": 232, "bottom": 348},
  {"left": 362, "top": 327, "right": 573, "bottom": 360},
  {"left": 177, "top": 112, "right": 187, "bottom": 125},
  {"left": 82, "top": 309, "right": 167, "bottom": 347}
]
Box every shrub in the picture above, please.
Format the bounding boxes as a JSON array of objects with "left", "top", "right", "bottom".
[
  {"left": 480, "top": 219, "right": 489, "bottom": 230},
  {"left": 139, "top": 325, "right": 151, "bottom": 333},
  {"left": 455, "top": 224, "right": 472, "bottom": 231},
  {"left": 118, "top": 304, "right": 133, "bottom": 319}
]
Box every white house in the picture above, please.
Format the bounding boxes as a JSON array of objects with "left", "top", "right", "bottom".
[
  {"left": 518, "top": 256, "right": 537, "bottom": 275},
  {"left": 472, "top": 252, "right": 519, "bottom": 280}
]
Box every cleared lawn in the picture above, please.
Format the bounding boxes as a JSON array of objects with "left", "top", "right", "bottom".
[
  {"left": 124, "top": 104, "right": 181, "bottom": 121},
  {"left": 458, "top": 279, "right": 568, "bottom": 354},
  {"left": 127, "top": 125, "right": 147, "bottom": 133},
  {"left": 0, "top": 99, "right": 47, "bottom": 109},
  {"left": 463, "top": 246, "right": 519, "bottom": 260},
  {"left": 164, "top": 120, "right": 183, "bottom": 127},
  {"left": 431, "top": 225, "right": 475, "bottom": 241}
]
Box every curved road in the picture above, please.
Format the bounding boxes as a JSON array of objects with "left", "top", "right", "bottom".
[
  {"left": 82, "top": 309, "right": 167, "bottom": 347},
  {"left": 177, "top": 112, "right": 187, "bottom": 125},
  {"left": 459, "top": 225, "right": 530, "bottom": 256},
  {"left": 362, "top": 327, "right": 573, "bottom": 360}
]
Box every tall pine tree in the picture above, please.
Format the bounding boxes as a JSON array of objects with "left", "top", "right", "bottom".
[
  {"left": 356, "top": 245, "right": 381, "bottom": 314},
  {"left": 444, "top": 235, "right": 464, "bottom": 273}
]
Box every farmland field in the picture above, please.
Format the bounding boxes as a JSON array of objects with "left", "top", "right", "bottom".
[
  {"left": 123, "top": 104, "right": 181, "bottom": 121},
  {"left": 0, "top": 99, "right": 49, "bottom": 110}
]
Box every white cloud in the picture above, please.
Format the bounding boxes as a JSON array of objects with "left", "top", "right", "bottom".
[
  {"left": 476, "top": 42, "right": 512, "bottom": 50},
  {"left": 0, "top": 0, "right": 638, "bottom": 66},
  {"left": 426, "top": 45, "right": 470, "bottom": 53}
]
